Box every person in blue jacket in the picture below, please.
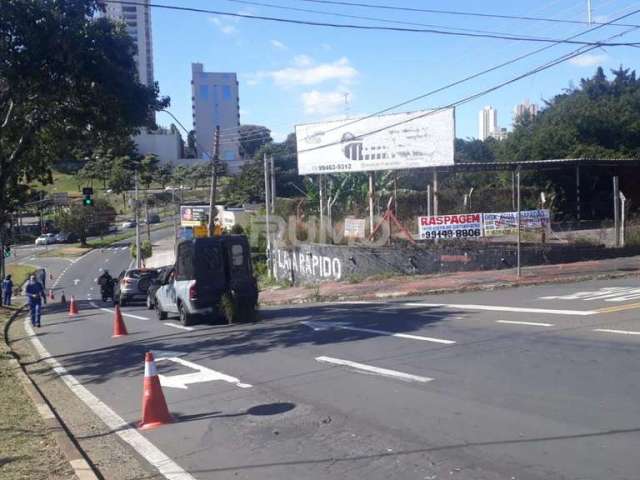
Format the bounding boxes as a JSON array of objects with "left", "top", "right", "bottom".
[
  {"left": 25, "top": 275, "right": 45, "bottom": 328},
  {"left": 1, "top": 275, "right": 12, "bottom": 306}
]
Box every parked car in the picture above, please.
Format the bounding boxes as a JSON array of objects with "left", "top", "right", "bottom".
[
  {"left": 147, "top": 213, "right": 161, "bottom": 224},
  {"left": 114, "top": 268, "right": 161, "bottom": 306},
  {"left": 55, "top": 232, "right": 78, "bottom": 243},
  {"left": 35, "top": 233, "right": 56, "bottom": 245},
  {"left": 121, "top": 221, "right": 136, "bottom": 229},
  {"left": 146, "top": 266, "right": 172, "bottom": 310},
  {"left": 154, "top": 235, "right": 258, "bottom": 326}
]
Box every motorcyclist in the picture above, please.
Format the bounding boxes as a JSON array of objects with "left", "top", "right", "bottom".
[{"left": 98, "top": 270, "right": 114, "bottom": 300}]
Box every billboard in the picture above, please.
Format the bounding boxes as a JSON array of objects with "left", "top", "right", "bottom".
[
  {"left": 180, "top": 205, "right": 210, "bottom": 227},
  {"left": 483, "top": 209, "right": 550, "bottom": 236},
  {"left": 296, "top": 108, "right": 455, "bottom": 175},
  {"left": 418, "top": 214, "right": 483, "bottom": 240},
  {"left": 344, "top": 218, "right": 366, "bottom": 239}
]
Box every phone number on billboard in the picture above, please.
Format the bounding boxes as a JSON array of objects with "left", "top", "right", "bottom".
[
  {"left": 314, "top": 164, "right": 353, "bottom": 172},
  {"left": 421, "top": 228, "right": 482, "bottom": 239}
]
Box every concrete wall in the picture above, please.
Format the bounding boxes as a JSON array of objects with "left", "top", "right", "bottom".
[
  {"left": 272, "top": 242, "right": 640, "bottom": 285},
  {"left": 134, "top": 130, "right": 181, "bottom": 164}
]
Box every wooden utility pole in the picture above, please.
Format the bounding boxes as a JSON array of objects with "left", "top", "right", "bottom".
[{"left": 207, "top": 126, "right": 220, "bottom": 236}]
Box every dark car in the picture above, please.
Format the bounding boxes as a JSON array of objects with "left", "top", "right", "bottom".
[
  {"left": 55, "top": 232, "right": 78, "bottom": 243},
  {"left": 114, "top": 268, "right": 161, "bottom": 306},
  {"left": 146, "top": 266, "right": 172, "bottom": 310}
]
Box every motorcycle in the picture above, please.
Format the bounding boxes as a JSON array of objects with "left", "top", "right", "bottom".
[{"left": 100, "top": 278, "right": 114, "bottom": 302}]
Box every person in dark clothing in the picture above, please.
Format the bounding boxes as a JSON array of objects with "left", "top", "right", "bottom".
[
  {"left": 36, "top": 269, "right": 46, "bottom": 290},
  {"left": 25, "top": 275, "right": 45, "bottom": 327},
  {"left": 1, "top": 275, "right": 13, "bottom": 306}
]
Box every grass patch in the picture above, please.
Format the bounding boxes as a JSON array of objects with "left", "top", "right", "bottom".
[
  {"left": 34, "top": 171, "right": 82, "bottom": 195},
  {"left": 0, "top": 306, "right": 75, "bottom": 479},
  {"left": 6, "top": 264, "right": 35, "bottom": 287}
]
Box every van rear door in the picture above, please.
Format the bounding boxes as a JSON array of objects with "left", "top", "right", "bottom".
[{"left": 192, "top": 238, "right": 226, "bottom": 308}]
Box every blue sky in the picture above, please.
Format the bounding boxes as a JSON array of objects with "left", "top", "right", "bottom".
[{"left": 152, "top": 0, "right": 640, "bottom": 142}]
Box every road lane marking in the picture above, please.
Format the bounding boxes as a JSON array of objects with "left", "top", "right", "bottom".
[
  {"left": 316, "top": 356, "right": 433, "bottom": 383},
  {"left": 73, "top": 279, "right": 80, "bottom": 285},
  {"left": 302, "top": 321, "right": 455, "bottom": 345},
  {"left": 24, "top": 318, "right": 196, "bottom": 480},
  {"left": 156, "top": 357, "right": 252, "bottom": 389},
  {"left": 165, "top": 323, "right": 194, "bottom": 331},
  {"left": 594, "top": 328, "right": 640, "bottom": 336},
  {"left": 403, "top": 303, "right": 596, "bottom": 316},
  {"left": 89, "top": 302, "right": 149, "bottom": 320},
  {"left": 496, "top": 320, "right": 554, "bottom": 327},
  {"left": 595, "top": 303, "right": 640, "bottom": 314},
  {"left": 541, "top": 287, "right": 640, "bottom": 302}
]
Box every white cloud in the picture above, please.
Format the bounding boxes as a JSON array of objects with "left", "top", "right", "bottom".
[
  {"left": 269, "top": 57, "right": 358, "bottom": 87},
  {"left": 209, "top": 16, "right": 237, "bottom": 35},
  {"left": 569, "top": 53, "right": 608, "bottom": 67},
  {"left": 301, "top": 89, "right": 350, "bottom": 115},
  {"left": 271, "top": 39, "right": 287, "bottom": 49}
]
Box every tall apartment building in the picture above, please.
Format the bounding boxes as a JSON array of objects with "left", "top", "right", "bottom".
[
  {"left": 478, "top": 106, "right": 498, "bottom": 141},
  {"left": 103, "top": 0, "right": 154, "bottom": 86},
  {"left": 191, "top": 63, "right": 242, "bottom": 173},
  {"left": 514, "top": 99, "right": 539, "bottom": 122}
]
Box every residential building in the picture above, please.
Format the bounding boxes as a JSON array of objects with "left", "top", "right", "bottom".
[
  {"left": 478, "top": 106, "right": 498, "bottom": 141},
  {"left": 134, "top": 127, "right": 182, "bottom": 164},
  {"left": 102, "top": 1, "right": 154, "bottom": 87},
  {"left": 191, "top": 63, "right": 242, "bottom": 173},
  {"left": 514, "top": 99, "right": 539, "bottom": 123}
]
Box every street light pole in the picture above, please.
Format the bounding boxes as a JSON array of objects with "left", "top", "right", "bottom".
[
  {"left": 135, "top": 171, "right": 141, "bottom": 269},
  {"left": 207, "top": 126, "right": 220, "bottom": 236},
  {"left": 516, "top": 168, "right": 521, "bottom": 278}
]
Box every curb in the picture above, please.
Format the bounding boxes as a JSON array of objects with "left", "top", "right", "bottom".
[
  {"left": 259, "top": 268, "right": 640, "bottom": 306},
  {"left": 3, "top": 306, "right": 101, "bottom": 480}
]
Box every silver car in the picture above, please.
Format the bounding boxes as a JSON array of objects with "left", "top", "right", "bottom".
[{"left": 115, "top": 268, "right": 159, "bottom": 306}]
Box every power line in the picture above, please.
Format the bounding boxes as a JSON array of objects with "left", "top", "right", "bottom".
[
  {"left": 220, "top": 0, "right": 572, "bottom": 40},
  {"left": 106, "top": 1, "right": 640, "bottom": 46},
  {"left": 295, "top": 0, "right": 640, "bottom": 29},
  {"left": 298, "top": 23, "right": 640, "bottom": 155},
  {"left": 298, "top": 7, "right": 640, "bottom": 141}
]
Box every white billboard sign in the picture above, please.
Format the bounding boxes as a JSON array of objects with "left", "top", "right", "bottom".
[
  {"left": 344, "top": 218, "right": 366, "bottom": 239},
  {"left": 418, "top": 213, "right": 483, "bottom": 240},
  {"left": 296, "top": 108, "right": 455, "bottom": 175}
]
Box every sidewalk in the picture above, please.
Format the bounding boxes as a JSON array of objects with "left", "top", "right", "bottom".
[{"left": 260, "top": 254, "right": 640, "bottom": 306}]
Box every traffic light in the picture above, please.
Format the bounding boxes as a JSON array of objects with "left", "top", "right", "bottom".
[{"left": 82, "top": 187, "right": 94, "bottom": 206}]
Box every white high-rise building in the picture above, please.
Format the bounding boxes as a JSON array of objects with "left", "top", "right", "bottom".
[
  {"left": 478, "top": 106, "right": 498, "bottom": 141},
  {"left": 103, "top": 0, "right": 154, "bottom": 86},
  {"left": 191, "top": 63, "right": 242, "bottom": 173},
  {"left": 514, "top": 99, "right": 539, "bottom": 122}
]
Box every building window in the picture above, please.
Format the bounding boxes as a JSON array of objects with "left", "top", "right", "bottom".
[
  {"left": 222, "top": 85, "right": 232, "bottom": 100},
  {"left": 199, "top": 85, "right": 208, "bottom": 99},
  {"left": 223, "top": 150, "right": 235, "bottom": 161}
]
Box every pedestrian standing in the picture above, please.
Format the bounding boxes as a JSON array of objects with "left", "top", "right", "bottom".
[
  {"left": 1, "top": 275, "right": 13, "bottom": 306},
  {"left": 25, "top": 275, "right": 45, "bottom": 328}
]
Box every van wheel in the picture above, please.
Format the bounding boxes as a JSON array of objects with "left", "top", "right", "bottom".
[
  {"left": 179, "top": 303, "right": 193, "bottom": 326},
  {"left": 219, "top": 293, "right": 237, "bottom": 324},
  {"left": 156, "top": 304, "right": 167, "bottom": 321}
]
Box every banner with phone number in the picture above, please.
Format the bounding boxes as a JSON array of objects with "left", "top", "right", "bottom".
[{"left": 418, "top": 214, "right": 483, "bottom": 240}]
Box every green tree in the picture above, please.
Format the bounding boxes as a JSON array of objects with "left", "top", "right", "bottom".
[
  {"left": 238, "top": 125, "right": 272, "bottom": 158},
  {"left": 54, "top": 199, "right": 117, "bottom": 245},
  {"left": 185, "top": 130, "right": 197, "bottom": 158},
  {"left": 155, "top": 163, "right": 173, "bottom": 189},
  {"left": 0, "top": 0, "right": 169, "bottom": 245},
  {"left": 109, "top": 156, "right": 135, "bottom": 210}
]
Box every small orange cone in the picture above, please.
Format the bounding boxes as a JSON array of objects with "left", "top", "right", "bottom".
[
  {"left": 138, "top": 352, "right": 172, "bottom": 430},
  {"left": 68, "top": 296, "right": 79, "bottom": 315},
  {"left": 48, "top": 289, "right": 55, "bottom": 301},
  {"left": 112, "top": 304, "right": 128, "bottom": 338}
]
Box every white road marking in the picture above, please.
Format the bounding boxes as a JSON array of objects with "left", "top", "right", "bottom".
[
  {"left": 24, "top": 318, "right": 196, "bottom": 480},
  {"left": 105, "top": 258, "right": 109, "bottom": 263},
  {"left": 73, "top": 279, "right": 80, "bottom": 285},
  {"left": 316, "top": 356, "right": 433, "bottom": 383},
  {"left": 89, "top": 302, "right": 149, "bottom": 320},
  {"left": 156, "top": 357, "right": 252, "bottom": 389},
  {"left": 540, "top": 287, "right": 640, "bottom": 303},
  {"left": 403, "top": 302, "right": 595, "bottom": 316},
  {"left": 302, "top": 320, "right": 455, "bottom": 345},
  {"left": 593, "top": 328, "right": 640, "bottom": 336},
  {"left": 93, "top": 278, "right": 98, "bottom": 283},
  {"left": 496, "top": 320, "right": 554, "bottom": 327},
  {"left": 98, "top": 268, "right": 103, "bottom": 272},
  {"left": 121, "top": 246, "right": 128, "bottom": 251},
  {"left": 165, "top": 323, "right": 194, "bottom": 331}
]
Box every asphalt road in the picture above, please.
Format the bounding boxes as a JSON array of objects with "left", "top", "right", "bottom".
[{"left": 16, "top": 243, "right": 640, "bottom": 480}]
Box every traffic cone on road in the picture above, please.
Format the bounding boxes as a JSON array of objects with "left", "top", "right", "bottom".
[
  {"left": 68, "top": 296, "right": 79, "bottom": 316},
  {"left": 138, "top": 352, "right": 172, "bottom": 430},
  {"left": 112, "top": 304, "right": 128, "bottom": 338},
  {"left": 48, "top": 289, "right": 54, "bottom": 301}
]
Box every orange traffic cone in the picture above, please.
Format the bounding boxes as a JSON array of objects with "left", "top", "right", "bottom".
[
  {"left": 48, "top": 289, "right": 55, "bottom": 301},
  {"left": 138, "top": 352, "right": 172, "bottom": 430},
  {"left": 68, "top": 296, "right": 79, "bottom": 315},
  {"left": 112, "top": 304, "right": 128, "bottom": 338}
]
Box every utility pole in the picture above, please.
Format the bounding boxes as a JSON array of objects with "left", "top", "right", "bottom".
[
  {"left": 516, "top": 168, "right": 521, "bottom": 278},
  {"left": 263, "top": 153, "right": 272, "bottom": 278},
  {"left": 587, "top": 0, "right": 592, "bottom": 24},
  {"left": 368, "top": 172, "right": 375, "bottom": 235},
  {"left": 207, "top": 126, "right": 220, "bottom": 236},
  {"left": 135, "top": 171, "right": 141, "bottom": 269},
  {"left": 613, "top": 176, "right": 620, "bottom": 247},
  {"left": 270, "top": 156, "right": 276, "bottom": 213},
  {"left": 433, "top": 170, "right": 439, "bottom": 216}
]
